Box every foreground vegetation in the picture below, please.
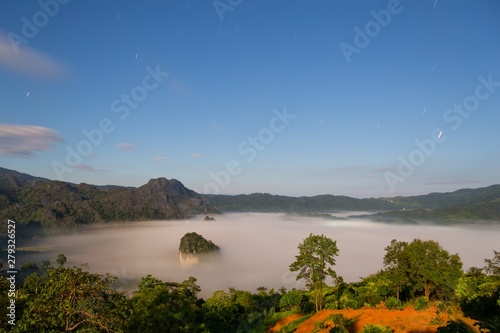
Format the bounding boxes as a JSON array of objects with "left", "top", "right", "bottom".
[{"left": 1, "top": 236, "right": 498, "bottom": 333}]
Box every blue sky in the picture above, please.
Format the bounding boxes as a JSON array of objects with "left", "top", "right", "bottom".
[{"left": 1, "top": 0, "right": 499, "bottom": 198}]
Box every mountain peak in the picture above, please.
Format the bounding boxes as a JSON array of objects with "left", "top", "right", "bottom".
[{"left": 140, "top": 177, "right": 191, "bottom": 197}]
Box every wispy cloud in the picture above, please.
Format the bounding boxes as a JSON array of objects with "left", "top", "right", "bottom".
[
  {"left": 152, "top": 156, "right": 167, "bottom": 163},
  {"left": 74, "top": 164, "right": 108, "bottom": 172},
  {"left": 0, "top": 32, "right": 68, "bottom": 79},
  {"left": 0, "top": 124, "right": 63, "bottom": 157},
  {"left": 117, "top": 143, "right": 134, "bottom": 150},
  {"left": 192, "top": 152, "right": 204, "bottom": 158}
]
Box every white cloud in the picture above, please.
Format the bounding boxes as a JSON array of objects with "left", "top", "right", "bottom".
[
  {"left": 0, "top": 124, "right": 63, "bottom": 157},
  {"left": 117, "top": 143, "right": 134, "bottom": 150},
  {"left": 192, "top": 152, "right": 204, "bottom": 158},
  {"left": 0, "top": 32, "right": 68, "bottom": 79}
]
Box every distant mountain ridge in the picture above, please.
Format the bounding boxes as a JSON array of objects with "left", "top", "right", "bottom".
[
  {"left": 207, "top": 185, "right": 500, "bottom": 223},
  {"left": 206, "top": 193, "right": 396, "bottom": 212},
  {"left": 0, "top": 166, "right": 50, "bottom": 184},
  {"left": 0, "top": 166, "right": 133, "bottom": 190},
  {"left": 0, "top": 168, "right": 217, "bottom": 234},
  {"left": 1, "top": 167, "right": 499, "bottom": 232}
]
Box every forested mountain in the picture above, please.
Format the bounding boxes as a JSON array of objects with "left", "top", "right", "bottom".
[
  {"left": 0, "top": 167, "right": 50, "bottom": 184},
  {"left": 1, "top": 167, "right": 499, "bottom": 234},
  {"left": 387, "top": 184, "right": 500, "bottom": 210},
  {"left": 0, "top": 170, "right": 217, "bottom": 234},
  {"left": 366, "top": 195, "right": 500, "bottom": 224},
  {"left": 206, "top": 193, "right": 397, "bottom": 212},
  {"left": 207, "top": 186, "right": 500, "bottom": 223}
]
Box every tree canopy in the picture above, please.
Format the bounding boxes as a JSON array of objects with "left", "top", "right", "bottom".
[
  {"left": 383, "top": 239, "right": 463, "bottom": 301},
  {"left": 289, "top": 233, "right": 339, "bottom": 312},
  {"left": 14, "top": 267, "right": 130, "bottom": 332},
  {"left": 128, "top": 274, "right": 205, "bottom": 333},
  {"left": 179, "top": 232, "right": 220, "bottom": 254}
]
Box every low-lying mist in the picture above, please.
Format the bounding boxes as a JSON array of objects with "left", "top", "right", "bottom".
[{"left": 38, "top": 213, "right": 500, "bottom": 297}]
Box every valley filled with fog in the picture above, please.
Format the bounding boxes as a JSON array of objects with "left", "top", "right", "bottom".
[{"left": 41, "top": 213, "right": 500, "bottom": 297}]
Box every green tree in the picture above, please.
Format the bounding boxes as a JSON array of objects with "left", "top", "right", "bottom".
[
  {"left": 289, "top": 233, "right": 339, "bottom": 312},
  {"left": 408, "top": 239, "right": 462, "bottom": 300},
  {"left": 383, "top": 239, "right": 462, "bottom": 301},
  {"left": 383, "top": 239, "right": 410, "bottom": 300},
  {"left": 55, "top": 253, "right": 67, "bottom": 268},
  {"left": 40, "top": 260, "right": 52, "bottom": 275},
  {"left": 128, "top": 275, "right": 205, "bottom": 333},
  {"left": 458, "top": 252, "right": 500, "bottom": 332},
  {"left": 484, "top": 250, "right": 500, "bottom": 276},
  {"left": 202, "top": 290, "right": 241, "bottom": 333},
  {"left": 279, "top": 289, "right": 307, "bottom": 312},
  {"left": 22, "top": 272, "right": 42, "bottom": 296},
  {"left": 15, "top": 267, "right": 129, "bottom": 332}
]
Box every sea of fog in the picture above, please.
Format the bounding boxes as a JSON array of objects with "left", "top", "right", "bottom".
[{"left": 38, "top": 213, "right": 500, "bottom": 297}]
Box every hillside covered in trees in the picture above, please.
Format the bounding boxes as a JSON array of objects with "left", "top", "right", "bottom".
[
  {"left": 0, "top": 168, "right": 218, "bottom": 234},
  {"left": 1, "top": 167, "right": 500, "bottom": 238},
  {"left": 208, "top": 185, "right": 500, "bottom": 223}
]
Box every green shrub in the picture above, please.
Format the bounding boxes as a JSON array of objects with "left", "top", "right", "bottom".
[
  {"left": 313, "top": 321, "right": 326, "bottom": 332},
  {"left": 414, "top": 296, "right": 429, "bottom": 311},
  {"left": 329, "top": 314, "right": 348, "bottom": 326},
  {"left": 436, "top": 301, "right": 454, "bottom": 314},
  {"left": 384, "top": 296, "right": 402, "bottom": 310},
  {"left": 313, "top": 315, "right": 350, "bottom": 333},
  {"left": 342, "top": 299, "right": 358, "bottom": 310},
  {"left": 436, "top": 320, "right": 471, "bottom": 333},
  {"left": 302, "top": 300, "right": 316, "bottom": 314},
  {"left": 360, "top": 324, "right": 392, "bottom": 333},
  {"left": 330, "top": 326, "right": 349, "bottom": 333},
  {"left": 278, "top": 314, "right": 313, "bottom": 333},
  {"left": 323, "top": 313, "right": 356, "bottom": 331},
  {"left": 324, "top": 301, "right": 338, "bottom": 310},
  {"left": 279, "top": 289, "right": 306, "bottom": 312}
]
